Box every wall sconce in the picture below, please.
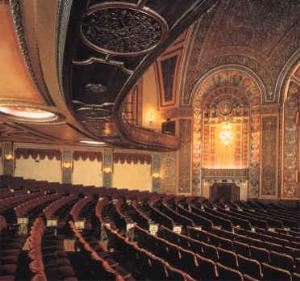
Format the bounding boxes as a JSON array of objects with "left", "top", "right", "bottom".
[
  {"left": 152, "top": 172, "right": 160, "bottom": 179},
  {"left": 4, "top": 153, "right": 13, "bottom": 160},
  {"left": 103, "top": 167, "right": 112, "bottom": 173},
  {"left": 62, "top": 161, "right": 72, "bottom": 169},
  {"left": 147, "top": 110, "right": 155, "bottom": 127}
]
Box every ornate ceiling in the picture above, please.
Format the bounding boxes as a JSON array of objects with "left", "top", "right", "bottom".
[
  {"left": 0, "top": 0, "right": 216, "bottom": 151},
  {"left": 181, "top": 0, "right": 300, "bottom": 105},
  {"left": 1, "top": 0, "right": 300, "bottom": 151}
]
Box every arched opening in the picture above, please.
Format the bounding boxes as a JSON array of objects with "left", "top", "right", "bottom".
[{"left": 192, "top": 67, "right": 264, "bottom": 200}]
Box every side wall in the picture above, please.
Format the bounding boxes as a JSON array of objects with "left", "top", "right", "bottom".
[{"left": 3, "top": 143, "right": 154, "bottom": 191}]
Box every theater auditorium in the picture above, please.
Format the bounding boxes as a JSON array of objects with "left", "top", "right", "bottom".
[{"left": 0, "top": 0, "right": 300, "bottom": 280}]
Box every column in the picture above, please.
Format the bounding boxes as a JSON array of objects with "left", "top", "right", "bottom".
[
  {"left": 103, "top": 149, "right": 113, "bottom": 187},
  {"left": 62, "top": 150, "right": 73, "bottom": 184},
  {"left": 151, "top": 153, "right": 160, "bottom": 192},
  {"left": 2, "top": 142, "right": 14, "bottom": 176}
]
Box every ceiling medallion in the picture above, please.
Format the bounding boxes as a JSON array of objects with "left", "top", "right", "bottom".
[
  {"left": 0, "top": 103, "right": 64, "bottom": 124},
  {"left": 80, "top": 3, "right": 168, "bottom": 56}
]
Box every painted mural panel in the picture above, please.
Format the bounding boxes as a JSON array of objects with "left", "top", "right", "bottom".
[
  {"left": 178, "top": 119, "right": 192, "bottom": 193},
  {"left": 261, "top": 115, "right": 278, "bottom": 196}
]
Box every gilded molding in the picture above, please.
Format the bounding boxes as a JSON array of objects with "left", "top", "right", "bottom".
[
  {"left": 56, "top": 0, "right": 73, "bottom": 97},
  {"left": 8, "top": 0, "right": 54, "bottom": 105}
]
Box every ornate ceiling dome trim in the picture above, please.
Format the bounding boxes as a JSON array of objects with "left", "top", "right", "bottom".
[
  {"left": 80, "top": 2, "right": 169, "bottom": 56},
  {"left": 191, "top": 65, "right": 266, "bottom": 107},
  {"left": 8, "top": 0, "right": 55, "bottom": 106},
  {"left": 0, "top": 101, "right": 65, "bottom": 124}
]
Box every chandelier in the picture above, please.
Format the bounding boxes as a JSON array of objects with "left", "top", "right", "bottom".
[{"left": 219, "top": 122, "right": 233, "bottom": 146}]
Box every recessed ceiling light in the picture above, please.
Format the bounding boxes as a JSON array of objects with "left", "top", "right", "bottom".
[
  {"left": 0, "top": 105, "right": 59, "bottom": 122},
  {"left": 80, "top": 140, "right": 106, "bottom": 146}
]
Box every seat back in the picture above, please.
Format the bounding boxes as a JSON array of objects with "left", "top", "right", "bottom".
[
  {"left": 237, "top": 254, "right": 262, "bottom": 279},
  {"left": 262, "top": 262, "right": 292, "bottom": 281},
  {"left": 234, "top": 241, "right": 250, "bottom": 257},
  {"left": 269, "top": 250, "right": 294, "bottom": 272},
  {"left": 218, "top": 248, "right": 238, "bottom": 268},
  {"left": 195, "top": 257, "right": 218, "bottom": 281},
  {"left": 250, "top": 245, "right": 270, "bottom": 263},
  {"left": 217, "top": 262, "right": 243, "bottom": 281}
]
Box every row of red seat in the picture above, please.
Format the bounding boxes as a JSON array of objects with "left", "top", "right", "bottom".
[{"left": 0, "top": 175, "right": 299, "bottom": 281}]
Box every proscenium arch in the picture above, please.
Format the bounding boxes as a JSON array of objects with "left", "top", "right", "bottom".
[{"left": 190, "top": 65, "right": 265, "bottom": 196}]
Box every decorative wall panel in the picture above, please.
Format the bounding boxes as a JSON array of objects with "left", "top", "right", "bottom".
[
  {"left": 62, "top": 151, "right": 72, "bottom": 184},
  {"left": 160, "top": 152, "right": 177, "bottom": 193},
  {"left": 261, "top": 115, "right": 278, "bottom": 197},
  {"left": 151, "top": 153, "right": 160, "bottom": 192},
  {"left": 248, "top": 110, "right": 260, "bottom": 198},
  {"left": 161, "top": 56, "right": 177, "bottom": 103},
  {"left": 178, "top": 119, "right": 192, "bottom": 193},
  {"left": 103, "top": 149, "right": 113, "bottom": 187},
  {"left": 2, "top": 142, "right": 14, "bottom": 176},
  {"left": 282, "top": 82, "right": 300, "bottom": 198},
  {"left": 192, "top": 108, "right": 202, "bottom": 195}
]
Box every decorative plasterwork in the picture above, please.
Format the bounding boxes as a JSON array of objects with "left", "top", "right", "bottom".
[
  {"left": 103, "top": 149, "right": 113, "bottom": 187},
  {"left": 80, "top": 2, "right": 168, "bottom": 56},
  {"left": 57, "top": 0, "right": 73, "bottom": 95},
  {"left": 0, "top": 101, "right": 65, "bottom": 124},
  {"left": 260, "top": 115, "right": 278, "bottom": 197},
  {"left": 157, "top": 54, "right": 178, "bottom": 106},
  {"left": 151, "top": 153, "right": 160, "bottom": 192},
  {"left": 155, "top": 27, "right": 192, "bottom": 108},
  {"left": 15, "top": 148, "right": 61, "bottom": 160},
  {"left": 160, "top": 152, "right": 177, "bottom": 193},
  {"left": 202, "top": 168, "right": 248, "bottom": 179},
  {"left": 192, "top": 67, "right": 263, "bottom": 197},
  {"left": 0, "top": 120, "right": 58, "bottom": 143},
  {"left": 192, "top": 66, "right": 264, "bottom": 108},
  {"left": 178, "top": 119, "right": 192, "bottom": 193},
  {"left": 181, "top": 0, "right": 300, "bottom": 104},
  {"left": 8, "top": 0, "right": 54, "bottom": 105},
  {"left": 73, "top": 151, "right": 102, "bottom": 162},
  {"left": 282, "top": 79, "right": 300, "bottom": 198},
  {"left": 62, "top": 150, "right": 72, "bottom": 184},
  {"left": 113, "top": 152, "right": 151, "bottom": 165},
  {"left": 2, "top": 142, "right": 14, "bottom": 176}
]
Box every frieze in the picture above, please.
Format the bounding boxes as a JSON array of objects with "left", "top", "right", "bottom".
[{"left": 202, "top": 168, "right": 248, "bottom": 179}]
